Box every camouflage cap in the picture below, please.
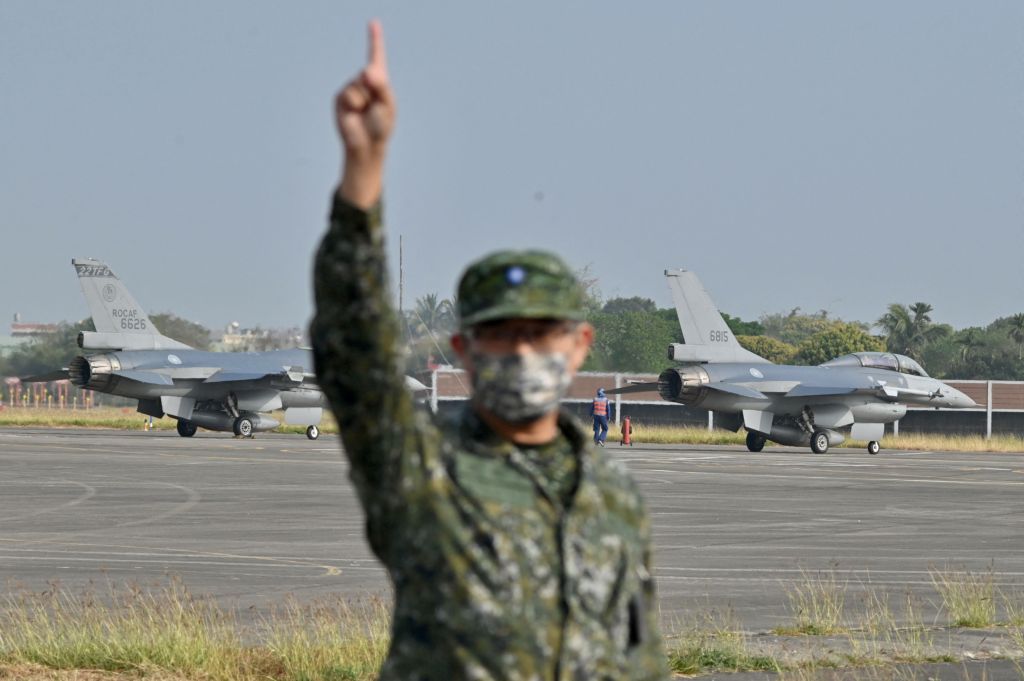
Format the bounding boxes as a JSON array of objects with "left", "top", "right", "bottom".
[{"left": 456, "top": 250, "right": 587, "bottom": 329}]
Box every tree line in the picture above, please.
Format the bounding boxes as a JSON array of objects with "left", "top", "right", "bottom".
[
  {"left": 4, "top": 297, "right": 1024, "bottom": 382},
  {"left": 398, "top": 290, "right": 1024, "bottom": 381}
]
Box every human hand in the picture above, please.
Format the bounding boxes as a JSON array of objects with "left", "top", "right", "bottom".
[{"left": 336, "top": 20, "right": 395, "bottom": 208}]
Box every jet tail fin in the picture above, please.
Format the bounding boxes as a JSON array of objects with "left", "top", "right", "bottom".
[
  {"left": 72, "top": 258, "right": 191, "bottom": 350},
  {"left": 664, "top": 269, "right": 769, "bottom": 364}
]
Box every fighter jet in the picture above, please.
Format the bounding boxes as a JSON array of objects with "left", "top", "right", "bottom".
[
  {"left": 612, "top": 270, "right": 976, "bottom": 454},
  {"left": 26, "top": 258, "right": 428, "bottom": 439}
]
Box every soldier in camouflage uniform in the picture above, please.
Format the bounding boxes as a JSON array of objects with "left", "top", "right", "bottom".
[{"left": 310, "top": 21, "right": 668, "bottom": 681}]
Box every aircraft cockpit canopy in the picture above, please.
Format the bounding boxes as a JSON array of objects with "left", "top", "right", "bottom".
[{"left": 821, "top": 352, "right": 929, "bottom": 377}]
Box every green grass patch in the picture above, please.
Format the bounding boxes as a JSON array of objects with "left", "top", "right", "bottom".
[
  {"left": 930, "top": 564, "right": 998, "bottom": 628},
  {"left": 666, "top": 608, "right": 781, "bottom": 675}
]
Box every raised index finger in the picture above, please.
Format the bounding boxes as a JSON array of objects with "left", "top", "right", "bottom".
[{"left": 367, "top": 19, "right": 387, "bottom": 73}]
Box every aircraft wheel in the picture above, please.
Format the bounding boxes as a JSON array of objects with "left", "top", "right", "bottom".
[
  {"left": 867, "top": 440, "right": 880, "bottom": 455},
  {"left": 745, "top": 431, "right": 766, "bottom": 452},
  {"left": 233, "top": 416, "right": 254, "bottom": 438},
  {"left": 176, "top": 420, "right": 197, "bottom": 438},
  {"left": 306, "top": 425, "right": 320, "bottom": 440},
  {"left": 810, "top": 430, "right": 830, "bottom": 454}
]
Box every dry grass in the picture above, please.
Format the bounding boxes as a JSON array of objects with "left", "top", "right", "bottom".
[
  {"left": 625, "top": 423, "right": 1024, "bottom": 453},
  {"left": 3, "top": 407, "right": 1022, "bottom": 452},
  {"left": 930, "top": 565, "right": 998, "bottom": 628},
  {"left": 863, "top": 432, "right": 1024, "bottom": 454},
  {"left": 3, "top": 572, "right": 1024, "bottom": 679},
  {"left": 775, "top": 567, "right": 849, "bottom": 636},
  {"left": 0, "top": 580, "right": 387, "bottom": 681},
  {"left": 0, "top": 407, "right": 339, "bottom": 436}
]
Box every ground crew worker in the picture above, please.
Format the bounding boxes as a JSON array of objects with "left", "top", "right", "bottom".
[
  {"left": 591, "top": 387, "right": 611, "bottom": 446},
  {"left": 310, "top": 21, "right": 667, "bottom": 681}
]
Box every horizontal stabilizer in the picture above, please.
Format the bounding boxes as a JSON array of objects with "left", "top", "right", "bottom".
[
  {"left": 605, "top": 382, "right": 662, "bottom": 395},
  {"left": 709, "top": 383, "right": 769, "bottom": 400},
  {"left": 115, "top": 370, "right": 174, "bottom": 386},
  {"left": 21, "top": 369, "right": 70, "bottom": 383},
  {"left": 785, "top": 385, "right": 858, "bottom": 398}
]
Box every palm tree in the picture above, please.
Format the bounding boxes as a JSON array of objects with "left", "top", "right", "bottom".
[
  {"left": 956, "top": 328, "right": 984, "bottom": 362},
  {"left": 877, "top": 303, "right": 913, "bottom": 354},
  {"left": 411, "top": 293, "right": 455, "bottom": 340},
  {"left": 876, "top": 302, "right": 949, "bottom": 360},
  {"left": 1009, "top": 313, "right": 1024, "bottom": 361}
]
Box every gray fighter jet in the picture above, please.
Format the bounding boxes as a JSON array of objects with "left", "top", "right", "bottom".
[
  {"left": 612, "top": 270, "right": 976, "bottom": 454},
  {"left": 27, "top": 258, "right": 428, "bottom": 439}
]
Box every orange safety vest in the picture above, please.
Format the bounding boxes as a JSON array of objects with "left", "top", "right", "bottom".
[{"left": 592, "top": 398, "right": 608, "bottom": 417}]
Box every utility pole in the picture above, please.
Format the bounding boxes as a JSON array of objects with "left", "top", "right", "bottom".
[{"left": 399, "top": 234, "right": 405, "bottom": 336}]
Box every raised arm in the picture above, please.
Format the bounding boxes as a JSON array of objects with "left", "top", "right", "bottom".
[
  {"left": 335, "top": 20, "right": 394, "bottom": 209},
  {"left": 310, "top": 22, "right": 427, "bottom": 556}
]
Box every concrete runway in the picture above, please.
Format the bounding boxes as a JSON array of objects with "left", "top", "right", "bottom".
[{"left": 1, "top": 427, "right": 1023, "bottom": 633}]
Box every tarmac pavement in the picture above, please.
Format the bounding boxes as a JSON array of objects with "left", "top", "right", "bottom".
[{"left": 1, "top": 427, "right": 1023, "bottom": 678}]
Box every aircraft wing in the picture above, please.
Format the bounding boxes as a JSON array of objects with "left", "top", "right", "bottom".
[
  {"left": 785, "top": 385, "right": 859, "bottom": 398},
  {"left": 204, "top": 371, "right": 280, "bottom": 384},
  {"left": 608, "top": 381, "right": 769, "bottom": 400},
  {"left": 200, "top": 368, "right": 425, "bottom": 393},
  {"left": 709, "top": 383, "right": 769, "bottom": 400},
  {"left": 202, "top": 366, "right": 315, "bottom": 386},
  {"left": 115, "top": 370, "right": 174, "bottom": 385}
]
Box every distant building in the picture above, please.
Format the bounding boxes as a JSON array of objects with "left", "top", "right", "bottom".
[
  {"left": 213, "top": 321, "right": 306, "bottom": 352},
  {"left": 2, "top": 314, "right": 57, "bottom": 359},
  {"left": 10, "top": 322, "right": 59, "bottom": 337}
]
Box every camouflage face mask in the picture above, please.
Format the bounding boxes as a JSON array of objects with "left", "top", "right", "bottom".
[{"left": 469, "top": 351, "right": 573, "bottom": 424}]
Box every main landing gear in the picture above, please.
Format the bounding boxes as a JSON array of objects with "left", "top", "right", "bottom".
[
  {"left": 233, "top": 416, "right": 254, "bottom": 438},
  {"left": 745, "top": 431, "right": 766, "bottom": 452},
  {"left": 810, "top": 430, "right": 830, "bottom": 454},
  {"left": 867, "top": 440, "right": 881, "bottom": 455},
  {"left": 306, "top": 425, "right": 320, "bottom": 440},
  {"left": 176, "top": 420, "right": 198, "bottom": 438}
]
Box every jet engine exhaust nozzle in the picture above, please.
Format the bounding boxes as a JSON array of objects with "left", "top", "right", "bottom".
[
  {"left": 657, "top": 366, "right": 710, "bottom": 405},
  {"left": 68, "top": 354, "right": 116, "bottom": 391}
]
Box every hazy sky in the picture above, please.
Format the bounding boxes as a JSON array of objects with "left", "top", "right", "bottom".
[{"left": 2, "top": 2, "right": 1021, "bottom": 335}]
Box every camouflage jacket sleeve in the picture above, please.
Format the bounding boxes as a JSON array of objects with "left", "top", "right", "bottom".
[
  {"left": 309, "top": 194, "right": 436, "bottom": 559},
  {"left": 637, "top": 511, "right": 667, "bottom": 675}
]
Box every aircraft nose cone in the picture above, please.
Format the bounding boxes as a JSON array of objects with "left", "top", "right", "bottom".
[{"left": 951, "top": 388, "right": 977, "bottom": 409}]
